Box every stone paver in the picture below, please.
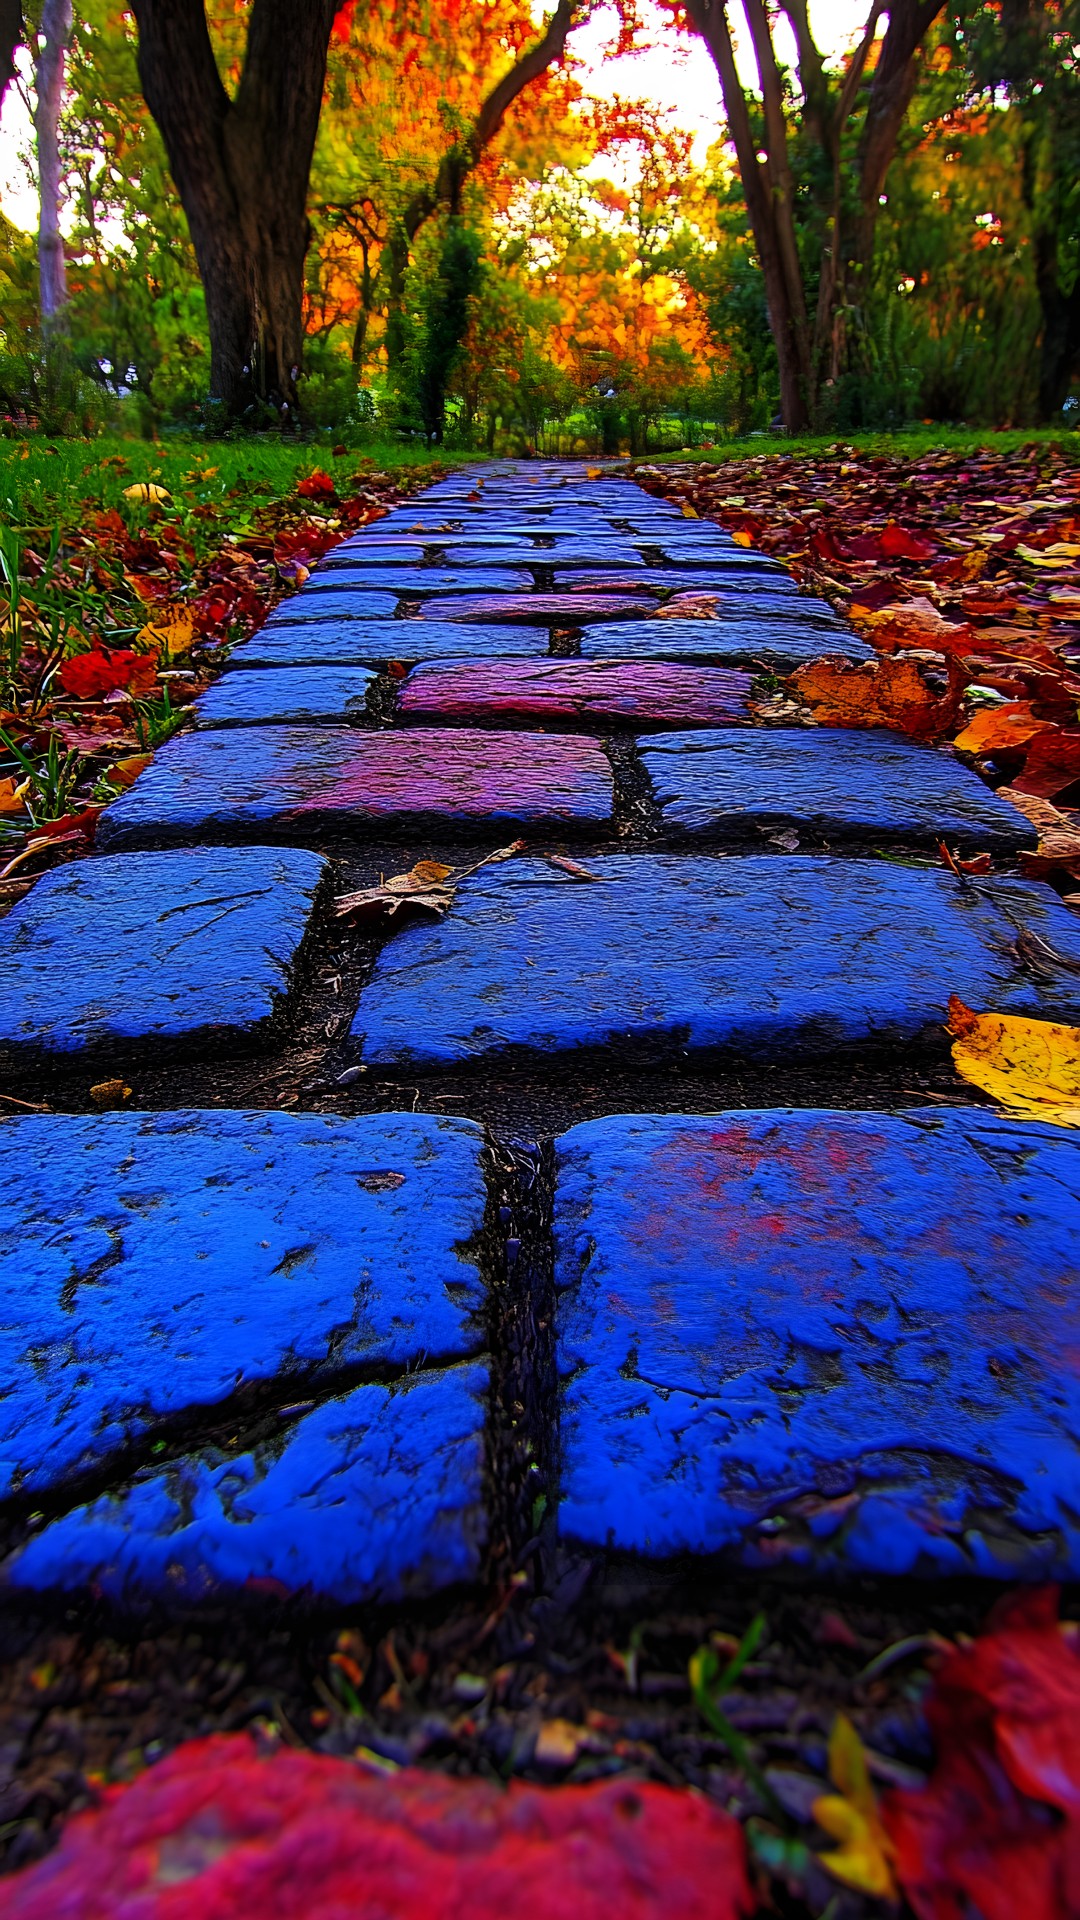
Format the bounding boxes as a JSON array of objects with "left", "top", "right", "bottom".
[
  {"left": 640, "top": 728, "right": 1037, "bottom": 849},
  {"left": 415, "top": 591, "right": 656, "bottom": 625},
  {"left": 553, "top": 1110, "right": 1080, "bottom": 1577},
  {"left": 97, "top": 727, "right": 614, "bottom": 848},
  {"left": 262, "top": 589, "right": 397, "bottom": 624},
  {"left": 0, "top": 1108, "right": 487, "bottom": 1495},
  {"left": 0, "top": 848, "right": 326, "bottom": 1069},
  {"left": 582, "top": 616, "right": 869, "bottom": 665},
  {"left": 351, "top": 855, "right": 1080, "bottom": 1067},
  {"left": 287, "top": 567, "right": 534, "bottom": 595},
  {"left": 399, "top": 659, "right": 753, "bottom": 726},
  {"left": 227, "top": 620, "right": 549, "bottom": 668},
  {"left": 194, "top": 666, "right": 375, "bottom": 728},
  {"left": 12, "top": 458, "right": 1078, "bottom": 1635},
  {"left": 5, "top": 1361, "right": 488, "bottom": 1607}
]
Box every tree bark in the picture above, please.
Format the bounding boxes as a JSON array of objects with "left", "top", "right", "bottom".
[
  {"left": 34, "top": 0, "right": 72, "bottom": 325},
  {"left": 130, "top": 0, "right": 337, "bottom": 414},
  {"left": 684, "top": 0, "right": 811, "bottom": 427},
  {"left": 0, "top": 0, "right": 21, "bottom": 108},
  {"left": 1035, "top": 228, "right": 1080, "bottom": 418},
  {"left": 687, "top": 0, "right": 944, "bottom": 424}
]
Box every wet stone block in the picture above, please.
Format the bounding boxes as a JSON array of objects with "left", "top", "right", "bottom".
[
  {"left": 223, "top": 621, "right": 550, "bottom": 669},
  {"left": 416, "top": 592, "right": 656, "bottom": 625},
  {"left": 312, "top": 543, "right": 428, "bottom": 566},
  {"left": 97, "top": 727, "right": 614, "bottom": 849},
  {"left": 454, "top": 547, "right": 647, "bottom": 569},
  {"left": 0, "top": 1108, "right": 489, "bottom": 1500},
  {"left": 581, "top": 616, "right": 869, "bottom": 666},
  {"left": 4, "top": 1361, "right": 489, "bottom": 1608},
  {"left": 641, "top": 728, "right": 1037, "bottom": 850},
  {"left": 0, "top": 847, "right": 326, "bottom": 1069},
  {"left": 194, "top": 666, "right": 375, "bottom": 729},
  {"left": 553, "top": 1110, "right": 1080, "bottom": 1578},
  {"left": 291, "top": 568, "right": 533, "bottom": 595},
  {"left": 351, "top": 854, "right": 1080, "bottom": 1068},
  {"left": 399, "top": 659, "right": 753, "bottom": 728},
  {"left": 263, "top": 589, "right": 397, "bottom": 625}
]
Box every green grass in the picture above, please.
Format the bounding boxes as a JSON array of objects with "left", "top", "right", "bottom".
[
  {"left": 619, "top": 426, "right": 1080, "bottom": 465},
  {"left": 0, "top": 434, "right": 457, "bottom": 542}
]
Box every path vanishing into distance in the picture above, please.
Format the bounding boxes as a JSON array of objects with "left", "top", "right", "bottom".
[{"left": 1, "top": 459, "right": 1080, "bottom": 1616}]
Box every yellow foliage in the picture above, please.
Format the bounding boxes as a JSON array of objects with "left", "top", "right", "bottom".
[
  {"left": 813, "top": 1715, "right": 897, "bottom": 1900},
  {"left": 948, "top": 996, "right": 1080, "bottom": 1127}
]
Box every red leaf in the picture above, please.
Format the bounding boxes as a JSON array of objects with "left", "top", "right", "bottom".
[
  {"left": 2, "top": 1735, "right": 753, "bottom": 1920},
  {"left": 296, "top": 469, "right": 337, "bottom": 500},
  {"left": 57, "top": 651, "right": 157, "bottom": 700},
  {"left": 884, "top": 1588, "right": 1080, "bottom": 1920}
]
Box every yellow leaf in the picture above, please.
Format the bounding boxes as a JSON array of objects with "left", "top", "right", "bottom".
[
  {"left": 109, "top": 754, "right": 152, "bottom": 788},
  {"left": 681, "top": 502, "right": 699, "bottom": 518},
  {"left": 732, "top": 529, "right": 753, "bottom": 546},
  {"left": 813, "top": 1716, "right": 897, "bottom": 1901},
  {"left": 137, "top": 604, "right": 195, "bottom": 659},
  {"left": 1017, "top": 542, "right": 1080, "bottom": 567},
  {"left": 122, "top": 482, "right": 171, "bottom": 506},
  {"left": 947, "top": 996, "right": 1080, "bottom": 1127},
  {"left": 584, "top": 466, "right": 603, "bottom": 479},
  {"left": 0, "top": 777, "right": 27, "bottom": 815}
]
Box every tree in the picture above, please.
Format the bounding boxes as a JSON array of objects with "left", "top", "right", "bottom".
[
  {"left": 379, "top": 0, "right": 582, "bottom": 373},
  {"left": 128, "top": 0, "right": 338, "bottom": 414},
  {"left": 677, "top": 0, "right": 946, "bottom": 427},
  {"left": 33, "top": 0, "right": 71, "bottom": 323},
  {"left": 958, "top": 0, "right": 1080, "bottom": 418}
]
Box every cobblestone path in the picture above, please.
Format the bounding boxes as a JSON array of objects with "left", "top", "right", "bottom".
[{"left": 3, "top": 460, "right": 1080, "bottom": 1611}]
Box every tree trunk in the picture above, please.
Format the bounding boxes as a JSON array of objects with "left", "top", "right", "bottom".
[
  {"left": 34, "top": 0, "right": 72, "bottom": 326},
  {"left": 1034, "top": 229, "right": 1080, "bottom": 419},
  {"left": 130, "top": 0, "right": 336, "bottom": 414},
  {"left": 0, "top": 0, "right": 21, "bottom": 108}
]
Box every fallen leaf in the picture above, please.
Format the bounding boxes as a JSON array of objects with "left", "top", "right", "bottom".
[
  {"left": 296, "top": 469, "right": 337, "bottom": 500},
  {"left": 952, "top": 703, "right": 1053, "bottom": 754},
  {"left": 108, "top": 754, "right": 152, "bottom": 788},
  {"left": 884, "top": 1588, "right": 1080, "bottom": 1920},
  {"left": 789, "top": 654, "right": 964, "bottom": 742},
  {"left": 946, "top": 996, "right": 1080, "bottom": 1126},
  {"left": 89, "top": 1079, "right": 132, "bottom": 1110},
  {"left": 122, "top": 482, "right": 171, "bottom": 505},
  {"left": 852, "top": 596, "right": 972, "bottom": 654},
  {"left": 534, "top": 1719, "right": 589, "bottom": 1767},
  {"left": 813, "top": 1715, "right": 897, "bottom": 1900},
  {"left": 0, "top": 777, "right": 28, "bottom": 815},
  {"left": 653, "top": 594, "right": 719, "bottom": 620},
  {"left": 137, "top": 604, "right": 196, "bottom": 660},
  {"left": 1017, "top": 542, "right": 1080, "bottom": 567},
  {"left": 680, "top": 501, "right": 699, "bottom": 517},
  {"left": 584, "top": 466, "right": 603, "bottom": 479}
]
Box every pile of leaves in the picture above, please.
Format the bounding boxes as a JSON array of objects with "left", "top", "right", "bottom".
[
  {"left": 631, "top": 443, "right": 1080, "bottom": 889},
  {"left": 0, "top": 449, "right": 435, "bottom": 897}
]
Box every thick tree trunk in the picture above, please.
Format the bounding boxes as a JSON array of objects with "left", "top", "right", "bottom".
[
  {"left": 34, "top": 0, "right": 72, "bottom": 325},
  {"left": 685, "top": 0, "right": 811, "bottom": 428},
  {"left": 0, "top": 0, "right": 21, "bottom": 108},
  {"left": 130, "top": 0, "right": 336, "bottom": 414}
]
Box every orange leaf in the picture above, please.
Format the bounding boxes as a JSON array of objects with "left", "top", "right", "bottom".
[
  {"left": 789, "top": 654, "right": 965, "bottom": 743},
  {"left": 952, "top": 704, "right": 1052, "bottom": 754}
]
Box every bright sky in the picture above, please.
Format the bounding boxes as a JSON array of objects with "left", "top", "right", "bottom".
[{"left": 0, "top": 0, "right": 869, "bottom": 233}]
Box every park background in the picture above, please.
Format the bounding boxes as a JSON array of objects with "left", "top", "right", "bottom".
[{"left": 0, "top": 0, "right": 1076, "bottom": 452}]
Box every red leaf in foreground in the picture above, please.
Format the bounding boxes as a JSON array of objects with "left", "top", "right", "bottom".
[
  {"left": 884, "top": 1589, "right": 1080, "bottom": 1920},
  {"left": 3, "top": 1735, "right": 752, "bottom": 1920},
  {"left": 57, "top": 650, "right": 157, "bottom": 699}
]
